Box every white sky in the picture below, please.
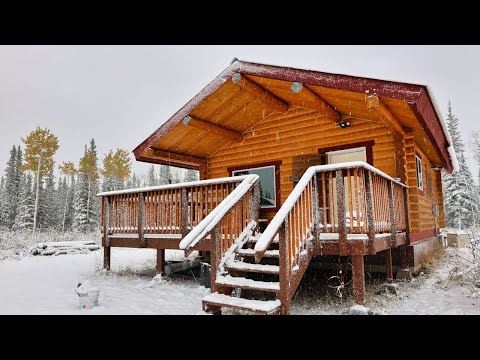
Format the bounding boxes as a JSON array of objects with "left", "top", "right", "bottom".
[{"left": 1, "top": 45, "right": 479, "bottom": 180}]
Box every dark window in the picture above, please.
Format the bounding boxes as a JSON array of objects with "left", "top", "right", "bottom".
[
  {"left": 415, "top": 155, "right": 423, "bottom": 191},
  {"left": 233, "top": 165, "right": 276, "bottom": 208}
]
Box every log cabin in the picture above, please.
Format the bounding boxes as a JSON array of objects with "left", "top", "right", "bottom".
[{"left": 98, "top": 59, "right": 458, "bottom": 315}]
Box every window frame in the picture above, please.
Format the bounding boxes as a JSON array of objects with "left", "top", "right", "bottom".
[
  {"left": 416, "top": 155, "right": 424, "bottom": 191},
  {"left": 228, "top": 160, "right": 282, "bottom": 213}
]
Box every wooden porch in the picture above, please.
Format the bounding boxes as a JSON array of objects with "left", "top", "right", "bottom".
[{"left": 98, "top": 161, "right": 409, "bottom": 314}]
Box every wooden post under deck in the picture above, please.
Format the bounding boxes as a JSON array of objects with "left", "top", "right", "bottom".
[
  {"left": 278, "top": 221, "right": 291, "bottom": 315},
  {"left": 103, "top": 246, "right": 111, "bottom": 270},
  {"left": 385, "top": 248, "right": 393, "bottom": 283},
  {"left": 156, "top": 249, "right": 165, "bottom": 275},
  {"left": 207, "top": 227, "right": 222, "bottom": 315},
  {"left": 351, "top": 255, "right": 365, "bottom": 304}
]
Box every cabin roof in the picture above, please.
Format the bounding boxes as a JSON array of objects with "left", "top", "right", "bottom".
[{"left": 133, "top": 59, "right": 457, "bottom": 173}]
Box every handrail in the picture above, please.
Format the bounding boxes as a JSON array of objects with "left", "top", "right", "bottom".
[
  {"left": 96, "top": 175, "right": 252, "bottom": 197},
  {"left": 254, "top": 161, "right": 408, "bottom": 258},
  {"left": 179, "top": 174, "right": 259, "bottom": 250}
]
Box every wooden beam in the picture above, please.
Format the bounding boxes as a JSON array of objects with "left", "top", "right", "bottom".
[
  {"left": 231, "top": 73, "right": 289, "bottom": 113},
  {"left": 182, "top": 116, "right": 243, "bottom": 142},
  {"left": 148, "top": 148, "right": 207, "bottom": 167},
  {"left": 290, "top": 82, "right": 342, "bottom": 122},
  {"left": 366, "top": 95, "right": 404, "bottom": 134}
]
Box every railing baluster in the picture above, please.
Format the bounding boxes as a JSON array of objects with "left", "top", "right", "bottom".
[
  {"left": 321, "top": 172, "right": 327, "bottom": 233},
  {"left": 312, "top": 175, "right": 319, "bottom": 237},
  {"left": 388, "top": 180, "right": 396, "bottom": 246},
  {"left": 347, "top": 169, "right": 354, "bottom": 234}
]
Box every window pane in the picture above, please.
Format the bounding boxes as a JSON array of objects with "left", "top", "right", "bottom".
[{"left": 233, "top": 166, "right": 276, "bottom": 208}]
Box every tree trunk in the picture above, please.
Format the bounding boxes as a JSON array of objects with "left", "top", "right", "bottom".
[{"left": 32, "top": 154, "right": 42, "bottom": 232}]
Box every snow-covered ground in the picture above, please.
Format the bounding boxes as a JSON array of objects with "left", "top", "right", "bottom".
[{"left": 0, "top": 246, "right": 478, "bottom": 315}]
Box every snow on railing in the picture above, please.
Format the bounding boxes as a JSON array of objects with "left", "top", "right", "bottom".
[
  {"left": 254, "top": 161, "right": 408, "bottom": 258},
  {"left": 179, "top": 174, "right": 259, "bottom": 250}
]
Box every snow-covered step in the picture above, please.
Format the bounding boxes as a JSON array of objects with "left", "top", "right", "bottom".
[
  {"left": 216, "top": 275, "right": 280, "bottom": 292},
  {"left": 202, "top": 293, "right": 281, "bottom": 314},
  {"left": 226, "top": 260, "right": 279, "bottom": 274},
  {"left": 238, "top": 248, "right": 279, "bottom": 258},
  {"left": 246, "top": 235, "right": 279, "bottom": 244}
]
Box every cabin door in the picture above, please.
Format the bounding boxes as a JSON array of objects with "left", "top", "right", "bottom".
[{"left": 327, "top": 147, "right": 367, "bottom": 226}]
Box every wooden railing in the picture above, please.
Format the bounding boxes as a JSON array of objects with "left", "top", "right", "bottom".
[
  {"left": 98, "top": 176, "right": 255, "bottom": 247},
  {"left": 254, "top": 161, "right": 408, "bottom": 290}
]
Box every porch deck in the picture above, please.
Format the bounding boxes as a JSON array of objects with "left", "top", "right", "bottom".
[{"left": 98, "top": 161, "right": 409, "bottom": 314}]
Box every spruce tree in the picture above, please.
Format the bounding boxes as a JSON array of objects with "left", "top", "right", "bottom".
[
  {"left": 59, "top": 162, "right": 77, "bottom": 231},
  {"left": 184, "top": 169, "right": 199, "bottom": 182},
  {"left": 0, "top": 175, "right": 6, "bottom": 228},
  {"left": 13, "top": 174, "right": 35, "bottom": 231},
  {"left": 37, "top": 171, "right": 57, "bottom": 229},
  {"left": 158, "top": 165, "right": 172, "bottom": 185},
  {"left": 147, "top": 165, "right": 157, "bottom": 186},
  {"left": 442, "top": 102, "right": 477, "bottom": 229},
  {"left": 3, "top": 145, "right": 22, "bottom": 228}
]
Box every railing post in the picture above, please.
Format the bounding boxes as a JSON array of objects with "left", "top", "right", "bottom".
[
  {"left": 388, "top": 181, "right": 396, "bottom": 247},
  {"left": 278, "top": 220, "right": 291, "bottom": 315},
  {"left": 336, "top": 169, "right": 347, "bottom": 256},
  {"left": 364, "top": 170, "right": 376, "bottom": 254},
  {"left": 312, "top": 174, "right": 319, "bottom": 238},
  {"left": 138, "top": 193, "right": 145, "bottom": 248},
  {"left": 181, "top": 188, "right": 189, "bottom": 238},
  {"left": 210, "top": 226, "right": 221, "bottom": 293},
  {"left": 103, "top": 196, "right": 111, "bottom": 270},
  {"left": 250, "top": 180, "right": 260, "bottom": 225}
]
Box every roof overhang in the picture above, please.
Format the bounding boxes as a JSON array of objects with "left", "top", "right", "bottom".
[{"left": 133, "top": 60, "right": 456, "bottom": 173}]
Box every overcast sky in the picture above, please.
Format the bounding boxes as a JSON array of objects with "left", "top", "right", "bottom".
[{"left": 1, "top": 45, "right": 479, "bottom": 180}]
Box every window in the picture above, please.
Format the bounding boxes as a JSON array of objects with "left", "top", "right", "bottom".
[
  {"left": 416, "top": 155, "right": 424, "bottom": 191},
  {"left": 232, "top": 164, "right": 278, "bottom": 209}
]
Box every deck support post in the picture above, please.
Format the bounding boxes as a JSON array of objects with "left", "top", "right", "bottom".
[
  {"left": 385, "top": 248, "right": 393, "bottom": 283},
  {"left": 351, "top": 255, "right": 365, "bottom": 304},
  {"left": 156, "top": 249, "right": 165, "bottom": 275},
  {"left": 181, "top": 188, "right": 189, "bottom": 238},
  {"left": 103, "top": 246, "right": 111, "bottom": 270},
  {"left": 278, "top": 221, "right": 291, "bottom": 315}
]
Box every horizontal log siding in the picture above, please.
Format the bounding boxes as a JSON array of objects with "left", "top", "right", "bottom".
[{"left": 207, "top": 107, "right": 397, "bottom": 220}]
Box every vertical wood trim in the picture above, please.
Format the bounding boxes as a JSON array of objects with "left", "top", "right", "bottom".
[
  {"left": 138, "top": 193, "right": 145, "bottom": 247},
  {"left": 365, "top": 170, "right": 376, "bottom": 254},
  {"left": 181, "top": 188, "right": 189, "bottom": 237},
  {"left": 104, "top": 196, "right": 110, "bottom": 247},
  {"left": 312, "top": 174, "right": 319, "bottom": 237},
  {"left": 352, "top": 255, "right": 365, "bottom": 304},
  {"left": 336, "top": 169, "right": 347, "bottom": 256},
  {"left": 388, "top": 181, "right": 396, "bottom": 246}
]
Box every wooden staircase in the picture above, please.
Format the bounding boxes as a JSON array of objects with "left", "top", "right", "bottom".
[{"left": 202, "top": 232, "right": 284, "bottom": 315}]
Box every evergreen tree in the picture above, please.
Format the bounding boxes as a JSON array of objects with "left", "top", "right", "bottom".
[
  {"left": 171, "top": 168, "right": 181, "bottom": 184},
  {"left": 73, "top": 140, "right": 100, "bottom": 233},
  {"left": 37, "top": 171, "right": 57, "bottom": 229},
  {"left": 3, "top": 145, "right": 22, "bottom": 228},
  {"left": 0, "top": 175, "right": 6, "bottom": 228},
  {"left": 471, "top": 130, "right": 480, "bottom": 186},
  {"left": 158, "top": 165, "right": 172, "bottom": 185},
  {"left": 147, "top": 165, "right": 157, "bottom": 186},
  {"left": 184, "top": 169, "right": 199, "bottom": 182},
  {"left": 21, "top": 127, "right": 59, "bottom": 232},
  {"left": 442, "top": 102, "right": 477, "bottom": 229},
  {"left": 13, "top": 174, "right": 35, "bottom": 231},
  {"left": 59, "top": 162, "right": 77, "bottom": 231}
]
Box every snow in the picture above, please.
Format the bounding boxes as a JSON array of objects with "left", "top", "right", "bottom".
[
  {"left": 225, "top": 260, "right": 279, "bottom": 274},
  {"left": 349, "top": 304, "right": 369, "bottom": 315},
  {"left": 1, "top": 245, "right": 478, "bottom": 315},
  {"left": 0, "top": 248, "right": 210, "bottom": 315},
  {"left": 318, "top": 233, "right": 369, "bottom": 240}
]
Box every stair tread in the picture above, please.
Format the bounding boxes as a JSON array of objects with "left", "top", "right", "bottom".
[
  {"left": 238, "top": 248, "right": 279, "bottom": 257},
  {"left": 216, "top": 275, "right": 280, "bottom": 292},
  {"left": 203, "top": 293, "right": 281, "bottom": 314},
  {"left": 247, "top": 235, "right": 279, "bottom": 243},
  {"left": 226, "top": 260, "right": 279, "bottom": 274}
]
